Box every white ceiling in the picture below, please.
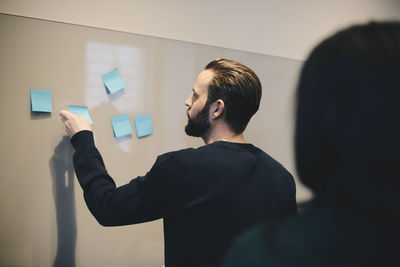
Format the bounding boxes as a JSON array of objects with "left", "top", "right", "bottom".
[{"left": 1, "top": 0, "right": 400, "bottom": 60}]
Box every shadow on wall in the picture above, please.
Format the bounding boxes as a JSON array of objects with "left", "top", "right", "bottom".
[{"left": 49, "top": 136, "right": 77, "bottom": 267}]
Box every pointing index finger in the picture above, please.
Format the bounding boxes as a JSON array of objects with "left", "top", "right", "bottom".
[{"left": 59, "top": 109, "right": 74, "bottom": 120}]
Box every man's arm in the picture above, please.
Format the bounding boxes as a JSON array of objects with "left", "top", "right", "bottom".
[
  {"left": 71, "top": 130, "right": 158, "bottom": 226},
  {"left": 59, "top": 110, "right": 186, "bottom": 226},
  {"left": 59, "top": 110, "right": 137, "bottom": 225}
]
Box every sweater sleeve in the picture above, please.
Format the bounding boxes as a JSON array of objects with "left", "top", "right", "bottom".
[{"left": 71, "top": 130, "right": 186, "bottom": 226}]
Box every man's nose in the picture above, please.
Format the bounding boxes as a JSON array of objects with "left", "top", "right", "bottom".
[{"left": 184, "top": 95, "right": 192, "bottom": 107}]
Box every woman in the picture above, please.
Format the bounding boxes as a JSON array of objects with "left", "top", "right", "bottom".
[{"left": 222, "top": 21, "right": 400, "bottom": 267}]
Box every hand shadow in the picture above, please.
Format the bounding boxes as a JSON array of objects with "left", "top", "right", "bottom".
[{"left": 49, "top": 136, "right": 77, "bottom": 267}]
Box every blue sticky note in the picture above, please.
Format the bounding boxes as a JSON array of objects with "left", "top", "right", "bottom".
[
  {"left": 101, "top": 69, "right": 126, "bottom": 94},
  {"left": 30, "top": 89, "right": 52, "bottom": 112},
  {"left": 68, "top": 105, "right": 93, "bottom": 124},
  {"left": 134, "top": 114, "right": 154, "bottom": 138},
  {"left": 111, "top": 114, "right": 133, "bottom": 138}
]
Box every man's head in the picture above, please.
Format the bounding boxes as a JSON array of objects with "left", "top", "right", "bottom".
[
  {"left": 184, "top": 69, "right": 213, "bottom": 138},
  {"left": 185, "top": 58, "right": 262, "bottom": 138}
]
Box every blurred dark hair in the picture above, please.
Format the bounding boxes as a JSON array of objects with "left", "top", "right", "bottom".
[
  {"left": 205, "top": 58, "right": 262, "bottom": 134},
  {"left": 295, "top": 21, "right": 400, "bottom": 216}
]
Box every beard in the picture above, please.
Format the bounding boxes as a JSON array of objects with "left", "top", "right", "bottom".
[{"left": 185, "top": 102, "right": 211, "bottom": 138}]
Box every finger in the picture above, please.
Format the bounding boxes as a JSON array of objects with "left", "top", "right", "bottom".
[{"left": 59, "top": 109, "right": 74, "bottom": 120}]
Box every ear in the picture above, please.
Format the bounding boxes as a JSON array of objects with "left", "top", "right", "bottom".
[{"left": 212, "top": 99, "right": 225, "bottom": 119}]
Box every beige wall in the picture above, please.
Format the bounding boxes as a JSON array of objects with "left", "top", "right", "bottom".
[
  {"left": 0, "top": 14, "right": 305, "bottom": 266},
  {"left": 1, "top": 0, "right": 399, "bottom": 60}
]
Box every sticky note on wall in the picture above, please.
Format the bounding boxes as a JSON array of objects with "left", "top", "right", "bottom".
[
  {"left": 134, "top": 114, "right": 154, "bottom": 138},
  {"left": 111, "top": 114, "right": 133, "bottom": 138},
  {"left": 30, "top": 89, "right": 52, "bottom": 112},
  {"left": 101, "top": 69, "right": 126, "bottom": 94},
  {"left": 68, "top": 105, "right": 93, "bottom": 124}
]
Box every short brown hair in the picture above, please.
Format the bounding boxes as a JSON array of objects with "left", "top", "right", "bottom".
[{"left": 205, "top": 58, "right": 262, "bottom": 134}]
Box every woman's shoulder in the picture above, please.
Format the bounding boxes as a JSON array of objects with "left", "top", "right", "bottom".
[
  {"left": 222, "top": 207, "right": 342, "bottom": 267},
  {"left": 222, "top": 224, "right": 273, "bottom": 267}
]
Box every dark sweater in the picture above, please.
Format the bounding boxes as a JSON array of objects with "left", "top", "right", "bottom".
[
  {"left": 71, "top": 130, "right": 297, "bottom": 267},
  {"left": 222, "top": 204, "right": 398, "bottom": 267}
]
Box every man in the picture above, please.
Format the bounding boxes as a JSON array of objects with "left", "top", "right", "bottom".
[{"left": 60, "top": 58, "right": 297, "bottom": 267}]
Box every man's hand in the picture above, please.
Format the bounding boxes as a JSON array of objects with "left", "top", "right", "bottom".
[{"left": 59, "top": 110, "right": 92, "bottom": 138}]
